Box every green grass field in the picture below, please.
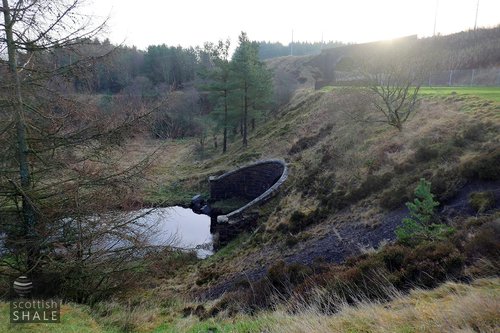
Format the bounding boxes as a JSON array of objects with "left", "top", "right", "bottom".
[
  {"left": 322, "top": 86, "right": 500, "bottom": 102},
  {"left": 419, "top": 86, "right": 500, "bottom": 102}
]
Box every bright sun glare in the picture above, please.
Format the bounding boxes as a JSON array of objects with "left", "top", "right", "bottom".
[{"left": 58, "top": 0, "right": 500, "bottom": 49}]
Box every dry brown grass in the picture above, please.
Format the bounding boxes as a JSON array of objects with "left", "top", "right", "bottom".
[
  {"left": 149, "top": 278, "right": 499, "bottom": 332},
  {"left": 267, "top": 278, "right": 500, "bottom": 333}
]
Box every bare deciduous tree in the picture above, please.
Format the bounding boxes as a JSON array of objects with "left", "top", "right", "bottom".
[
  {"left": 367, "top": 67, "right": 422, "bottom": 131},
  {"left": 353, "top": 44, "right": 427, "bottom": 131},
  {"left": 1, "top": 0, "right": 165, "bottom": 301}
]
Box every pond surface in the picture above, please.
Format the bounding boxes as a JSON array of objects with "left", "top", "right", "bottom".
[
  {"left": 0, "top": 207, "right": 214, "bottom": 259},
  {"left": 131, "top": 206, "right": 213, "bottom": 258}
]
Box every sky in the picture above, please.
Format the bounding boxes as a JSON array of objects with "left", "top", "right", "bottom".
[{"left": 88, "top": 0, "right": 500, "bottom": 50}]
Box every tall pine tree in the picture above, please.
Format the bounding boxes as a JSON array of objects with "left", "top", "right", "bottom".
[
  {"left": 199, "top": 40, "right": 236, "bottom": 153},
  {"left": 231, "top": 32, "right": 273, "bottom": 147}
]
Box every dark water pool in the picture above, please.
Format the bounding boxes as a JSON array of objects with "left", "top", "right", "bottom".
[
  {"left": 131, "top": 206, "right": 213, "bottom": 258},
  {"left": 0, "top": 206, "right": 214, "bottom": 259}
]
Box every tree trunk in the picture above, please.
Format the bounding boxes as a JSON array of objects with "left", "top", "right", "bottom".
[
  {"left": 223, "top": 90, "right": 227, "bottom": 153},
  {"left": 243, "top": 82, "right": 248, "bottom": 147},
  {"left": 3, "top": 0, "right": 38, "bottom": 271}
]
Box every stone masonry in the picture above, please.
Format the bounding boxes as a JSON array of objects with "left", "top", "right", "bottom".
[{"left": 209, "top": 159, "right": 288, "bottom": 247}]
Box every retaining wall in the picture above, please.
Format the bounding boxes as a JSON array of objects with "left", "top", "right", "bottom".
[{"left": 209, "top": 159, "right": 288, "bottom": 223}]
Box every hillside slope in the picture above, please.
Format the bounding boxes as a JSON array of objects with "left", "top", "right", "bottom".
[
  {"left": 126, "top": 77, "right": 499, "bottom": 306},
  {"left": 75, "top": 82, "right": 500, "bottom": 332}
]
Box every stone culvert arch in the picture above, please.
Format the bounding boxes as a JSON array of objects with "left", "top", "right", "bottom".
[{"left": 209, "top": 159, "right": 288, "bottom": 224}]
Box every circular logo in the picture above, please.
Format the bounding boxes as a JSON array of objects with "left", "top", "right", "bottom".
[{"left": 13, "top": 275, "right": 33, "bottom": 297}]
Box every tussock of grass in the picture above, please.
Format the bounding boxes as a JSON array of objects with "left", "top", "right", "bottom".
[{"left": 211, "top": 197, "right": 250, "bottom": 214}]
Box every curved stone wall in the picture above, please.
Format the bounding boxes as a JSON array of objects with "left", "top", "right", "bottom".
[{"left": 209, "top": 159, "right": 288, "bottom": 223}]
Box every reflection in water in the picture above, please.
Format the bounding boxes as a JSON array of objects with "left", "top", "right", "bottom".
[
  {"left": 132, "top": 206, "right": 213, "bottom": 258},
  {"left": 0, "top": 207, "right": 213, "bottom": 259}
]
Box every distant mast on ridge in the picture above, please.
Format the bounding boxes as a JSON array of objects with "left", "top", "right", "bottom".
[
  {"left": 433, "top": 0, "right": 439, "bottom": 36},
  {"left": 474, "top": 0, "right": 480, "bottom": 31}
]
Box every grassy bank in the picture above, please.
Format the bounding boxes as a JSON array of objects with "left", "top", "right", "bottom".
[
  {"left": 2, "top": 278, "right": 496, "bottom": 332},
  {"left": 127, "top": 278, "right": 500, "bottom": 332}
]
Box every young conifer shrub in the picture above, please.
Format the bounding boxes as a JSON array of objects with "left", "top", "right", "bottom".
[{"left": 396, "top": 179, "right": 454, "bottom": 244}]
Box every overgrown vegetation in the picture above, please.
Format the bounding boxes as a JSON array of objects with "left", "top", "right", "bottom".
[
  {"left": 469, "top": 191, "right": 496, "bottom": 213},
  {"left": 195, "top": 213, "right": 498, "bottom": 317}
]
